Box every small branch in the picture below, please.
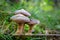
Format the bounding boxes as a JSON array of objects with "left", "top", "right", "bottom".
[{"left": 13, "top": 34, "right": 60, "bottom": 37}]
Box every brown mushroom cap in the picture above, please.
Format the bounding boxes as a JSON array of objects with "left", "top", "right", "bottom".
[
  {"left": 14, "top": 9, "right": 31, "bottom": 17},
  {"left": 10, "top": 14, "right": 30, "bottom": 23},
  {"left": 28, "top": 19, "right": 40, "bottom": 25}
]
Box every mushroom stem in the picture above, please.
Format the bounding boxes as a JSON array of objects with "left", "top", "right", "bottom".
[
  {"left": 27, "top": 25, "right": 34, "bottom": 34},
  {"left": 15, "top": 23, "right": 24, "bottom": 35}
]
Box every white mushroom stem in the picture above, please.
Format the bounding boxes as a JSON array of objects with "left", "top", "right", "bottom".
[{"left": 15, "top": 23, "right": 25, "bottom": 35}]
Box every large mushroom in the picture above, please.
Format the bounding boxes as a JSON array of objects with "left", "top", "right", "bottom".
[
  {"left": 10, "top": 14, "right": 30, "bottom": 35},
  {"left": 14, "top": 9, "right": 31, "bottom": 17},
  {"left": 26, "top": 19, "right": 40, "bottom": 35}
]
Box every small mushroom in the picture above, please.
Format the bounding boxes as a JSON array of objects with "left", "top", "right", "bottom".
[
  {"left": 26, "top": 19, "right": 40, "bottom": 35},
  {"left": 10, "top": 14, "right": 30, "bottom": 35},
  {"left": 14, "top": 9, "right": 31, "bottom": 17}
]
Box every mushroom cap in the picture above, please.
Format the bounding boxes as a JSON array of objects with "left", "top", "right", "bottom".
[
  {"left": 14, "top": 9, "right": 31, "bottom": 17},
  {"left": 28, "top": 19, "right": 40, "bottom": 25},
  {"left": 10, "top": 14, "right": 30, "bottom": 23}
]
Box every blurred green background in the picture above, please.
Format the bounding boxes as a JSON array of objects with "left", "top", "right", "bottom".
[{"left": 0, "top": 0, "right": 60, "bottom": 40}]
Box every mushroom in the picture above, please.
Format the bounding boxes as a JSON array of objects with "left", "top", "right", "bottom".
[
  {"left": 10, "top": 14, "right": 30, "bottom": 35},
  {"left": 14, "top": 9, "right": 31, "bottom": 17},
  {"left": 26, "top": 19, "right": 40, "bottom": 35}
]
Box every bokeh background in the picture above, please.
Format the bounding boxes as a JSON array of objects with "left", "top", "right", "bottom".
[{"left": 0, "top": 0, "right": 60, "bottom": 40}]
